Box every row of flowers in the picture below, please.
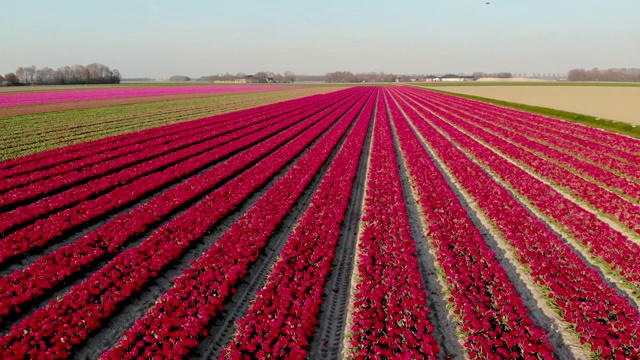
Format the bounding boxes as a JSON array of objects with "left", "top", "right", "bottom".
[
  {"left": 418, "top": 88, "right": 640, "bottom": 158},
  {"left": 0, "top": 101, "right": 299, "bottom": 193},
  {"left": 221, "top": 91, "right": 375, "bottom": 359},
  {"left": 401, "top": 90, "right": 640, "bottom": 300},
  {"left": 422, "top": 92, "right": 640, "bottom": 185},
  {"left": 0, "top": 85, "right": 289, "bottom": 108},
  {"left": 387, "top": 88, "right": 555, "bottom": 359},
  {"left": 0, "top": 88, "right": 367, "bottom": 325},
  {"left": 0, "top": 89, "right": 345, "bottom": 177},
  {"left": 347, "top": 93, "right": 441, "bottom": 359},
  {"left": 104, "top": 89, "right": 376, "bottom": 360},
  {"left": 0, "top": 88, "right": 372, "bottom": 358},
  {"left": 0, "top": 95, "right": 330, "bottom": 210},
  {"left": 0, "top": 90, "right": 354, "bottom": 239},
  {"left": 404, "top": 91, "right": 640, "bottom": 235},
  {"left": 396, "top": 89, "right": 640, "bottom": 357}
]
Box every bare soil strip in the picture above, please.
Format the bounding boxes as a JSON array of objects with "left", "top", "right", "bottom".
[
  {"left": 391, "top": 124, "right": 466, "bottom": 359},
  {"left": 340, "top": 103, "right": 377, "bottom": 360},
  {"left": 306, "top": 107, "right": 373, "bottom": 360}
]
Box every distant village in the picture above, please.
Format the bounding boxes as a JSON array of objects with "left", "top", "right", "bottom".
[{"left": 398, "top": 74, "right": 476, "bottom": 83}]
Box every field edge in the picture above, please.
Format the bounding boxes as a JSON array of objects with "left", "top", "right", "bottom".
[{"left": 410, "top": 85, "right": 640, "bottom": 139}]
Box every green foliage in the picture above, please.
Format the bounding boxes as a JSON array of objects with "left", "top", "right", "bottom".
[{"left": 0, "top": 87, "right": 335, "bottom": 161}]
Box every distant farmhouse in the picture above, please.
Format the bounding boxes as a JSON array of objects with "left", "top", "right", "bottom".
[
  {"left": 425, "top": 74, "right": 475, "bottom": 82},
  {"left": 0, "top": 75, "right": 6, "bottom": 86}
]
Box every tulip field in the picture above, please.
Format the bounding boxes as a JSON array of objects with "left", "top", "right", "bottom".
[
  {"left": 2, "top": 85, "right": 640, "bottom": 359},
  {"left": 0, "top": 85, "right": 288, "bottom": 108}
]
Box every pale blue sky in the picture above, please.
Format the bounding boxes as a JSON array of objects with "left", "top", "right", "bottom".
[{"left": 1, "top": 0, "right": 639, "bottom": 78}]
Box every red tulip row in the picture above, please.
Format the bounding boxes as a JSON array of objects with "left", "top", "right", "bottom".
[
  {"left": 420, "top": 89, "right": 640, "bottom": 164},
  {"left": 0, "top": 115, "right": 256, "bottom": 192},
  {"left": 412, "top": 87, "right": 640, "bottom": 157},
  {"left": 221, "top": 91, "right": 375, "bottom": 360},
  {"left": 0, "top": 88, "right": 373, "bottom": 359},
  {"left": 397, "top": 90, "right": 640, "bottom": 295},
  {"left": 0, "top": 115, "right": 303, "bottom": 236},
  {"left": 0, "top": 91, "right": 332, "bottom": 192},
  {"left": 0, "top": 90, "right": 352, "bottom": 210},
  {"left": 103, "top": 88, "right": 376, "bottom": 360},
  {"left": 347, "top": 93, "right": 440, "bottom": 359},
  {"left": 386, "top": 89, "right": 555, "bottom": 359},
  {"left": 416, "top": 90, "right": 640, "bottom": 185},
  {"left": 404, "top": 91, "right": 640, "bottom": 235},
  {"left": 0, "top": 90, "right": 359, "bottom": 247},
  {"left": 0, "top": 89, "right": 367, "bottom": 325},
  {"left": 0, "top": 90, "right": 350, "bottom": 188},
  {"left": 402, "top": 91, "right": 640, "bottom": 235},
  {"left": 0, "top": 89, "right": 341, "bottom": 175},
  {"left": 392, "top": 88, "right": 640, "bottom": 357}
]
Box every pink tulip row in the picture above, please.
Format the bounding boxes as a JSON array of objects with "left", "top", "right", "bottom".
[
  {"left": 393, "top": 89, "right": 640, "bottom": 357},
  {"left": 0, "top": 91, "right": 358, "bottom": 243},
  {"left": 397, "top": 90, "right": 640, "bottom": 299},
  {"left": 417, "top": 88, "right": 640, "bottom": 157},
  {"left": 0, "top": 89, "right": 367, "bottom": 325},
  {"left": 387, "top": 89, "right": 555, "bottom": 359},
  {"left": 417, "top": 91, "right": 640, "bottom": 184},
  {"left": 221, "top": 92, "right": 375, "bottom": 360},
  {"left": 348, "top": 93, "right": 440, "bottom": 359},
  {"left": 0, "top": 90, "right": 340, "bottom": 175},
  {"left": 0, "top": 88, "right": 372, "bottom": 359},
  {"left": 0, "top": 85, "right": 288, "bottom": 108},
  {"left": 404, "top": 92, "right": 640, "bottom": 236}
]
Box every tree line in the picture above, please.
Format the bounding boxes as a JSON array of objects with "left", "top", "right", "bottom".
[
  {"left": 472, "top": 72, "right": 513, "bottom": 79},
  {"left": 324, "top": 71, "right": 397, "bottom": 83},
  {"left": 3, "top": 63, "right": 121, "bottom": 86},
  {"left": 195, "top": 71, "right": 296, "bottom": 83},
  {"left": 567, "top": 68, "right": 640, "bottom": 82}
]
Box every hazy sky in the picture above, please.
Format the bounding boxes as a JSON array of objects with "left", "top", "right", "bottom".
[{"left": 1, "top": 0, "right": 639, "bottom": 78}]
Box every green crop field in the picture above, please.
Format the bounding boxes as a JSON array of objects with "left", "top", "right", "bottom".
[{"left": 0, "top": 86, "right": 342, "bottom": 161}]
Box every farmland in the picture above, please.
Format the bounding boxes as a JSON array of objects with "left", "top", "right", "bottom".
[
  {"left": 420, "top": 85, "right": 640, "bottom": 125},
  {"left": 1, "top": 84, "right": 640, "bottom": 359},
  {"left": 0, "top": 86, "right": 342, "bottom": 161}
]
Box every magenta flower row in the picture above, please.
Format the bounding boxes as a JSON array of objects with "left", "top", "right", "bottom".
[
  {"left": 0, "top": 88, "right": 369, "bottom": 358},
  {"left": 102, "top": 88, "right": 375, "bottom": 359},
  {"left": 221, "top": 92, "right": 374, "bottom": 359},
  {"left": 394, "top": 89, "right": 640, "bottom": 357},
  {"left": 0, "top": 91, "right": 337, "bottom": 175},
  {"left": 348, "top": 92, "right": 440, "bottom": 359},
  {"left": 422, "top": 89, "right": 640, "bottom": 157},
  {"left": 387, "top": 88, "right": 555, "bottom": 359},
  {"left": 0, "top": 85, "right": 289, "bottom": 108},
  {"left": 0, "top": 90, "right": 363, "bottom": 325}
]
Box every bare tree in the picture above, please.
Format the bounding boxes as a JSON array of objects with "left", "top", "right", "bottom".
[
  {"left": 254, "top": 72, "right": 268, "bottom": 83},
  {"left": 283, "top": 70, "right": 296, "bottom": 83},
  {"left": 4, "top": 73, "right": 20, "bottom": 85}
]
